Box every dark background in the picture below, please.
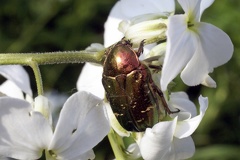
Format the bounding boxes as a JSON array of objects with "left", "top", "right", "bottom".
[{"left": 0, "top": 0, "right": 239, "bottom": 159}]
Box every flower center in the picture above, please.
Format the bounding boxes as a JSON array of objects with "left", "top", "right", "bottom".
[
  {"left": 188, "top": 21, "right": 194, "bottom": 28},
  {"left": 49, "top": 150, "right": 57, "bottom": 158}
]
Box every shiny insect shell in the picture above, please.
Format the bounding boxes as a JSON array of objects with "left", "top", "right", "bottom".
[{"left": 102, "top": 39, "right": 173, "bottom": 132}]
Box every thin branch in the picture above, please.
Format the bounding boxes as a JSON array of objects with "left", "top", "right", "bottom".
[{"left": 0, "top": 50, "right": 105, "bottom": 66}]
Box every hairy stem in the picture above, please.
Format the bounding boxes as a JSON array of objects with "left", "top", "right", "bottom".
[
  {"left": 0, "top": 50, "right": 105, "bottom": 95},
  {"left": 0, "top": 50, "right": 105, "bottom": 66},
  {"left": 29, "top": 62, "right": 44, "bottom": 95}
]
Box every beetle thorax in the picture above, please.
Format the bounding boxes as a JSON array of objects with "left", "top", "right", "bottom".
[{"left": 104, "top": 45, "right": 140, "bottom": 77}]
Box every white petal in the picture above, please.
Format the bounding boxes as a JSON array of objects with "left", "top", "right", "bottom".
[
  {"left": 85, "top": 43, "right": 105, "bottom": 52},
  {"left": 127, "top": 143, "right": 141, "bottom": 159},
  {"left": 77, "top": 150, "right": 95, "bottom": 160},
  {"left": 181, "top": 22, "right": 233, "bottom": 86},
  {"left": 44, "top": 91, "right": 68, "bottom": 128},
  {"left": 178, "top": 0, "right": 201, "bottom": 21},
  {"left": 200, "top": 0, "right": 215, "bottom": 17},
  {"left": 104, "top": 1, "right": 124, "bottom": 47},
  {"left": 173, "top": 136, "right": 195, "bottom": 159},
  {"left": 146, "top": 43, "right": 166, "bottom": 59},
  {"left": 62, "top": 150, "right": 95, "bottom": 160},
  {"left": 174, "top": 95, "right": 208, "bottom": 138},
  {"left": 0, "top": 65, "right": 32, "bottom": 96},
  {"left": 201, "top": 74, "right": 216, "bottom": 88},
  {"left": 0, "top": 97, "right": 52, "bottom": 159},
  {"left": 0, "top": 156, "right": 12, "bottom": 160},
  {"left": 48, "top": 91, "right": 110, "bottom": 159},
  {"left": 139, "top": 117, "right": 177, "bottom": 160},
  {"left": 77, "top": 63, "right": 105, "bottom": 99},
  {"left": 140, "top": 43, "right": 158, "bottom": 60},
  {"left": 169, "top": 91, "right": 189, "bottom": 99},
  {"left": 163, "top": 136, "right": 195, "bottom": 160},
  {"left": 0, "top": 80, "right": 24, "bottom": 99},
  {"left": 121, "top": 0, "right": 175, "bottom": 17},
  {"left": 169, "top": 92, "right": 197, "bottom": 117},
  {"left": 161, "top": 15, "right": 198, "bottom": 90}
]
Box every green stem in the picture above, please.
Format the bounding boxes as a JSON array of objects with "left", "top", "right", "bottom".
[
  {"left": 29, "top": 62, "right": 43, "bottom": 95},
  {"left": 0, "top": 50, "right": 105, "bottom": 96},
  {"left": 108, "top": 128, "right": 127, "bottom": 160},
  {"left": 0, "top": 50, "right": 105, "bottom": 66}
]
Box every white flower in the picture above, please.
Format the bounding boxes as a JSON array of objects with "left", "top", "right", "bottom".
[
  {"left": 139, "top": 92, "right": 208, "bottom": 160},
  {"left": 161, "top": 0, "right": 234, "bottom": 90},
  {"left": 0, "top": 91, "right": 110, "bottom": 160}
]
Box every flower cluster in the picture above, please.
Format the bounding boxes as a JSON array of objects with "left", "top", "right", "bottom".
[
  {"left": 78, "top": 0, "right": 233, "bottom": 159},
  {"left": 0, "top": 0, "right": 233, "bottom": 160}
]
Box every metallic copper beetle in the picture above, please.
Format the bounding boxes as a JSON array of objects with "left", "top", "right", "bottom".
[{"left": 102, "top": 39, "right": 178, "bottom": 132}]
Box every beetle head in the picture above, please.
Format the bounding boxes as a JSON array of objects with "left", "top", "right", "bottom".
[{"left": 103, "top": 41, "right": 140, "bottom": 77}]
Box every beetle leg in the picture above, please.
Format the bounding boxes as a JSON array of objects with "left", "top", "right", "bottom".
[
  {"left": 147, "top": 81, "right": 162, "bottom": 119},
  {"left": 136, "top": 40, "right": 145, "bottom": 57},
  {"left": 148, "top": 64, "right": 162, "bottom": 73},
  {"left": 143, "top": 56, "right": 160, "bottom": 63},
  {"left": 150, "top": 81, "right": 180, "bottom": 114},
  {"left": 143, "top": 56, "right": 163, "bottom": 73}
]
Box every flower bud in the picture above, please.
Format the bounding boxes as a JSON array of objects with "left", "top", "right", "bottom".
[
  {"left": 34, "top": 95, "right": 52, "bottom": 125},
  {"left": 119, "top": 13, "right": 169, "bottom": 46},
  {"left": 147, "top": 42, "right": 166, "bottom": 58}
]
